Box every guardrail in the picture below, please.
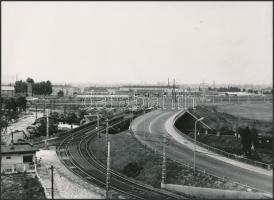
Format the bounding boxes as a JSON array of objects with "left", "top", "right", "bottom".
[{"left": 173, "top": 110, "right": 273, "bottom": 170}]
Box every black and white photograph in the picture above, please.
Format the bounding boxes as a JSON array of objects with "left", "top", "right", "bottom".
[{"left": 1, "top": 1, "right": 273, "bottom": 199}]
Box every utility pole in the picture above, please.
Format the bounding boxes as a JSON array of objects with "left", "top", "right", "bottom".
[
  {"left": 106, "top": 118, "right": 109, "bottom": 143},
  {"left": 162, "top": 94, "right": 165, "bottom": 110},
  {"left": 53, "top": 99, "right": 55, "bottom": 112},
  {"left": 177, "top": 95, "right": 180, "bottom": 110},
  {"left": 51, "top": 165, "right": 54, "bottom": 199},
  {"left": 45, "top": 109, "right": 49, "bottom": 148},
  {"left": 194, "top": 117, "right": 204, "bottom": 175},
  {"left": 106, "top": 140, "right": 111, "bottom": 199},
  {"left": 43, "top": 100, "right": 46, "bottom": 114},
  {"left": 97, "top": 112, "right": 100, "bottom": 138},
  {"left": 184, "top": 95, "right": 186, "bottom": 109},
  {"left": 35, "top": 103, "right": 38, "bottom": 120},
  {"left": 173, "top": 78, "right": 176, "bottom": 103},
  {"left": 11, "top": 130, "right": 14, "bottom": 145},
  {"left": 143, "top": 109, "right": 146, "bottom": 138},
  {"left": 50, "top": 100, "right": 52, "bottom": 114},
  {"left": 131, "top": 102, "right": 133, "bottom": 123},
  {"left": 64, "top": 104, "right": 66, "bottom": 115},
  {"left": 161, "top": 135, "right": 167, "bottom": 188}
]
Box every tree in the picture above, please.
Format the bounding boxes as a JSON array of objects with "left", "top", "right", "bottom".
[
  {"left": 14, "top": 80, "right": 27, "bottom": 94},
  {"left": 26, "top": 78, "right": 34, "bottom": 84},
  {"left": 78, "top": 109, "right": 88, "bottom": 120},
  {"left": 251, "top": 128, "right": 259, "bottom": 148},
  {"left": 65, "top": 112, "right": 78, "bottom": 128},
  {"left": 50, "top": 112, "right": 60, "bottom": 121},
  {"left": 4, "top": 98, "right": 17, "bottom": 112},
  {"left": 15, "top": 96, "right": 27, "bottom": 111},
  {"left": 40, "top": 81, "right": 47, "bottom": 95},
  {"left": 33, "top": 82, "right": 40, "bottom": 95},
  {"left": 45, "top": 80, "right": 53, "bottom": 95},
  {"left": 34, "top": 117, "right": 58, "bottom": 137},
  {"left": 238, "top": 126, "right": 252, "bottom": 156},
  {"left": 57, "top": 90, "right": 64, "bottom": 97}
]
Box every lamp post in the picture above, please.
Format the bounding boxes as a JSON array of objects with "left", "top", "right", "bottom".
[
  {"left": 161, "top": 135, "right": 167, "bottom": 188},
  {"left": 105, "top": 140, "right": 110, "bottom": 199},
  {"left": 194, "top": 117, "right": 204, "bottom": 175}
]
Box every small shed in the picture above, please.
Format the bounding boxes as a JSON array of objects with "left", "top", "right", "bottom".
[{"left": 1, "top": 142, "right": 39, "bottom": 174}]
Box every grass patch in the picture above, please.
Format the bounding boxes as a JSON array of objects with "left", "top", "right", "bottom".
[
  {"left": 1, "top": 173, "right": 46, "bottom": 199},
  {"left": 216, "top": 102, "right": 272, "bottom": 122},
  {"left": 182, "top": 105, "right": 273, "bottom": 164},
  {"left": 89, "top": 131, "right": 247, "bottom": 191}
]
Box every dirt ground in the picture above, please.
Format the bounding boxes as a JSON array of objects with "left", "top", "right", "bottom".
[{"left": 36, "top": 146, "right": 104, "bottom": 199}]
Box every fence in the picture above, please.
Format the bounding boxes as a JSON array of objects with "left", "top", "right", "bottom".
[
  {"left": 1, "top": 163, "right": 36, "bottom": 174},
  {"left": 173, "top": 110, "right": 273, "bottom": 170}
]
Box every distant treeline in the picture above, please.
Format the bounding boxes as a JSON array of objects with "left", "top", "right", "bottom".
[
  {"left": 15, "top": 78, "right": 52, "bottom": 96},
  {"left": 207, "top": 86, "right": 272, "bottom": 94}
]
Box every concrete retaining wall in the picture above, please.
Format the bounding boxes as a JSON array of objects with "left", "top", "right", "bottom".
[{"left": 162, "top": 184, "right": 272, "bottom": 199}]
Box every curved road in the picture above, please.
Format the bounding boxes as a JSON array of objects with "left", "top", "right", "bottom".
[{"left": 131, "top": 109, "right": 273, "bottom": 194}]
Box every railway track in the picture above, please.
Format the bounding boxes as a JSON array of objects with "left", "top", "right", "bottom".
[{"left": 56, "top": 119, "right": 188, "bottom": 199}]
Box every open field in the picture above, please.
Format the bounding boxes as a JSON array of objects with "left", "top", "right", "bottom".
[
  {"left": 216, "top": 102, "right": 272, "bottom": 122},
  {"left": 89, "top": 131, "right": 248, "bottom": 191},
  {"left": 181, "top": 105, "right": 273, "bottom": 164},
  {"left": 189, "top": 105, "right": 272, "bottom": 133},
  {"left": 1, "top": 173, "right": 46, "bottom": 199}
]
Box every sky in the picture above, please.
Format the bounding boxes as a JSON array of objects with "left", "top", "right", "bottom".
[{"left": 2, "top": 2, "right": 273, "bottom": 86}]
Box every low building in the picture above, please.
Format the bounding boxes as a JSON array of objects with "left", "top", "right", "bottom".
[
  {"left": 52, "top": 84, "right": 75, "bottom": 96},
  {"left": 1, "top": 142, "right": 39, "bottom": 174},
  {"left": 1, "top": 85, "right": 15, "bottom": 97}
]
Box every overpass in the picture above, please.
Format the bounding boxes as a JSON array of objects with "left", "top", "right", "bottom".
[{"left": 130, "top": 109, "right": 272, "bottom": 195}]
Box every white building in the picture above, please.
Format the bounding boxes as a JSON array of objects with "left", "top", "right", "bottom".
[
  {"left": 52, "top": 84, "right": 76, "bottom": 96},
  {"left": 1, "top": 85, "right": 15, "bottom": 97},
  {"left": 1, "top": 143, "right": 39, "bottom": 174}
]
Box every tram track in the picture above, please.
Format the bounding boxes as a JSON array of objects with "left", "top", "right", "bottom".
[{"left": 56, "top": 118, "right": 188, "bottom": 199}]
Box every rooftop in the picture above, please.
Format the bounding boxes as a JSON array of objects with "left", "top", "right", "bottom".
[
  {"left": 1, "top": 85, "right": 15, "bottom": 91},
  {"left": 1, "top": 143, "right": 39, "bottom": 154}
]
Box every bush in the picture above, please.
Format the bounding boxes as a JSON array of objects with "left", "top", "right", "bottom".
[{"left": 122, "top": 162, "right": 143, "bottom": 178}]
